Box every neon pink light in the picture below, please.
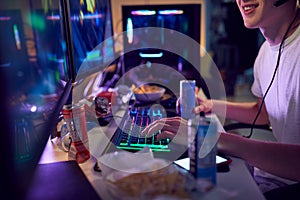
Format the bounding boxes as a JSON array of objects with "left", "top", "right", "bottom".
[
  {"left": 158, "top": 10, "right": 184, "bottom": 15},
  {"left": 0, "top": 16, "right": 11, "bottom": 21},
  {"left": 131, "top": 10, "right": 156, "bottom": 16}
]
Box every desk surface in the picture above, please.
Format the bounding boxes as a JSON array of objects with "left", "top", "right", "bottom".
[{"left": 40, "top": 137, "right": 266, "bottom": 200}]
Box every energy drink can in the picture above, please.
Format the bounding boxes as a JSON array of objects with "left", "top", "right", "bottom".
[
  {"left": 180, "top": 80, "right": 196, "bottom": 120},
  {"left": 62, "top": 104, "right": 73, "bottom": 135},
  {"left": 62, "top": 103, "right": 90, "bottom": 163},
  {"left": 188, "top": 117, "right": 218, "bottom": 188}
]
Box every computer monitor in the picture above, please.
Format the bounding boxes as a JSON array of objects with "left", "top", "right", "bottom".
[
  {"left": 68, "top": 0, "right": 115, "bottom": 77},
  {"left": 29, "top": 0, "right": 115, "bottom": 80},
  {"left": 111, "top": 0, "right": 206, "bottom": 52},
  {"left": 122, "top": 4, "right": 200, "bottom": 67},
  {"left": 122, "top": 4, "right": 202, "bottom": 90},
  {"left": 0, "top": 0, "right": 114, "bottom": 198},
  {"left": 0, "top": 2, "right": 72, "bottom": 199},
  {"left": 111, "top": 0, "right": 209, "bottom": 97}
]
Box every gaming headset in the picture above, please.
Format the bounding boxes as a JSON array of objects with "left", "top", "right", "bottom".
[{"left": 274, "top": 0, "right": 289, "bottom": 7}]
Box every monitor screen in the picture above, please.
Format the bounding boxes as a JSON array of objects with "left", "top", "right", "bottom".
[
  {"left": 0, "top": 3, "right": 73, "bottom": 198},
  {"left": 0, "top": 0, "right": 114, "bottom": 198},
  {"left": 121, "top": 4, "right": 209, "bottom": 96},
  {"left": 29, "top": 0, "right": 115, "bottom": 80},
  {"left": 68, "top": 0, "right": 115, "bottom": 76},
  {"left": 122, "top": 4, "right": 200, "bottom": 65}
]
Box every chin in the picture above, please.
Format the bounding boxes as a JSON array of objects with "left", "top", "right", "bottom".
[{"left": 243, "top": 20, "right": 259, "bottom": 29}]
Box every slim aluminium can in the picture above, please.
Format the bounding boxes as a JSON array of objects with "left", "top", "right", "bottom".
[
  {"left": 188, "top": 117, "right": 217, "bottom": 188},
  {"left": 62, "top": 104, "right": 90, "bottom": 163},
  {"left": 72, "top": 103, "right": 89, "bottom": 144},
  {"left": 180, "top": 80, "right": 196, "bottom": 120},
  {"left": 62, "top": 104, "right": 73, "bottom": 135}
]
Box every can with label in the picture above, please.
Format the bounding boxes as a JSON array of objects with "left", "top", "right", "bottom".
[
  {"left": 62, "top": 104, "right": 73, "bottom": 135},
  {"left": 180, "top": 80, "right": 196, "bottom": 120},
  {"left": 188, "top": 117, "right": 218, "bottom": 188},
  {"left": 62, "top": 104, "right": 90, "bottom": 163}
]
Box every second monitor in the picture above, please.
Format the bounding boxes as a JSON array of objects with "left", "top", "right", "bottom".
[{"left": 121, "top": 4, "right": 209, "bottom": 97}]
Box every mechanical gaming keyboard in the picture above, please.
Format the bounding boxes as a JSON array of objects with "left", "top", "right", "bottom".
[{"left": 110, "top": 105, "right": 172, "bottom": 152}]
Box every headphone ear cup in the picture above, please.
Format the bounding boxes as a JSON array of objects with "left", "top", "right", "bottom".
[{"left": 273, "top": 0, "right": 289, "bottom": 7}]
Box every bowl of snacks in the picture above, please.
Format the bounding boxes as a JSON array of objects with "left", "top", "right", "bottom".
[
  {"left": 98, "top": 149, "right": 190, "bottom": 199},
  {"left": 132, "top": 84, "right": 166, "bottom": 103}
]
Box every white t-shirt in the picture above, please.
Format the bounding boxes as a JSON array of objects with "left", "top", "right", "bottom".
[{"left": 251, "top": 24, "right": 300, "bottom": 192}]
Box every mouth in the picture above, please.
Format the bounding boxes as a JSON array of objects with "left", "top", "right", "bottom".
[{"left": 242, "top": 3, "right": 259, "bottom": 14}]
